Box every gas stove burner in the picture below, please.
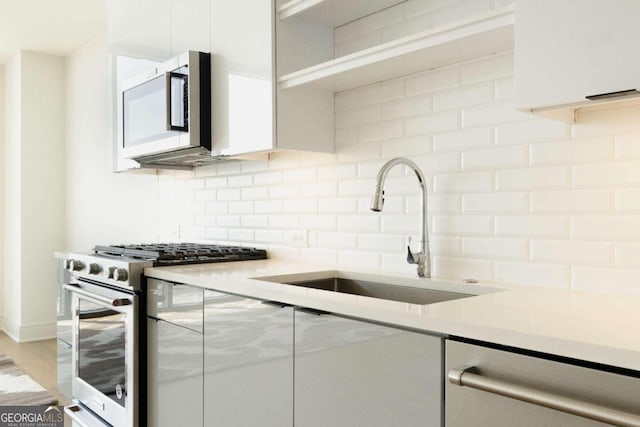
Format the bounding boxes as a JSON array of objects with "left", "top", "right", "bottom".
[{"left": 92, "top": 243, "right": 267, "bottom": 266}]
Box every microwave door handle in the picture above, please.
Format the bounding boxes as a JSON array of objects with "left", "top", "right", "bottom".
[{"left": 165, "top": 71, "right": 189, "bottom": 132}]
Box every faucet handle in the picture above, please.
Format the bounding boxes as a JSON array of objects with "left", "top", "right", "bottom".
[{"left": 407, "top": 244, "right": 418, "bottom": 264}]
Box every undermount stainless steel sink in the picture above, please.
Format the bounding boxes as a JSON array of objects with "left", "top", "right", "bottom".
[{"left": 254, "top": 272, "right": 493, "bottom": 305}]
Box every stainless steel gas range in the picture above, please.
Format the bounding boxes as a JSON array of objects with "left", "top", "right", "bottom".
[{"left": 61, "top": 243, "right": 267, "bottom": 427}]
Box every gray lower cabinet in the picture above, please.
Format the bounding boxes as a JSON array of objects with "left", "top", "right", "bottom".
[
  {"left": 445, "top": 340, "right": 640, "bottom": 427},
  {"left": 294, "top": 308, "right": 443, "bottom": 427},
  {"left": 203, "top": 290, "right": 294, "bottom": 427},
  {"left": 147, "top": 279, "right": 204, "bottom": 427}
]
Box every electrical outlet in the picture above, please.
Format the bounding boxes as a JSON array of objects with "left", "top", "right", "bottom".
[{"left": 288, "top": 230, "right": 308, "bottom": 248}]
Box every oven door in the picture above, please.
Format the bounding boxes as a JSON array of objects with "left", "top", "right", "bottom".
[{"left": 64, "top": 280, "right": 139, "bottom": 427}]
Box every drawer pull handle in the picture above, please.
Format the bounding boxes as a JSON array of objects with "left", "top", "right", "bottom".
[{"left": 448, "top": 367, "right": 640, "bottom": 427}]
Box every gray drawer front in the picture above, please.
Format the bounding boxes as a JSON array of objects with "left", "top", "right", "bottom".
[
  {"left": 147, "top": 279, "right": 203, "bottom": 332},
  {"left": 446, "top": 340, "right": 640, "bottom": 427}
]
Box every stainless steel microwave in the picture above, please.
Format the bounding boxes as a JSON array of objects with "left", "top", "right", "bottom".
[{"left": 119, "top": 51, "right": 212, "bottom": 168}]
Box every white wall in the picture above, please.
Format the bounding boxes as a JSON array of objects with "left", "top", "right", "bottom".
[
  {"left": 3, "top": 54, "right": 22, "bottom": 336},
  {"left": 0, "top": 66, "right": 4, "bottom": 321},
  {"left": 2, "top": 51, "right": 65, "bottom": 341},
  {"left": 65, "top": 32, "right": 158, "bottom": 251},
  {"left": 156, "top": 0, "right": 640, "bottom": 296}
]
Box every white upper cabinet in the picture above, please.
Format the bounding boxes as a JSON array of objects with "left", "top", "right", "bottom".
[
  {"left": 515, "top": 0, "right": 640, "bottom": 112},
  {"left": 210, "top": 0, "right": 275, "bottom": 156}
]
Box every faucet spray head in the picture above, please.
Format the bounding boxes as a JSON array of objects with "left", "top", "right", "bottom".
[{"left": 370, "top": 188, "right": 384, "bottom": 212}]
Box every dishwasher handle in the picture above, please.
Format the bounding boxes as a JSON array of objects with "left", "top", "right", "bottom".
[{"left": 448, "top": 367, "right": 640, "bottom": 427}]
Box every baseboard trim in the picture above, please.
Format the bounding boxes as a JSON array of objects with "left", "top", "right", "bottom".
[{"left": 1, "top": 317, "right": 56, "bottom": 342}]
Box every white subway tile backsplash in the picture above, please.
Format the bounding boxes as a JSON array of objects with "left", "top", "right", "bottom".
[
  {"left": 573, "top": 162, "right": 640, "bottom": 188},
  {"left": 432, "top": 215, "right": 493, "bottom": 235},
  {"left": 335, "top": 106, "right": 381, "bottom": 128},
  {"left": 229, "top": 229, "right": 254, "bottom": 242},
  {"left": 530, "top": 240, "right": 612, "bottom": 266},
  {"left": 318, "top": 198, "right": 358, "bottom": 213},
  {"left": 157, "top": 6, "right": 640, "bottom": 296},
  {"left": 382, "top": 214, "right": 421, "bottom": 234},
  {"left": 433, "top": 126, "right": 493, "bottom": 152},
  {"left": 241, "top": 186, "right": 269, "bottom": 200},
  {"left": 462, "top": 237, "right": 528, "bottom": 259},
  {"left": 228, "top": 201, "right": 253, "bottom": 214},
  {"left": 530, "top": 137, "right": 613, "bottom": 166},
  {"left": 531, "top": 190, "right": 612, "bottom": 213},
  {"left": 205, "top": 202, "right": 227, "bottom": 215},
  {"left": 615, "top": 189, "right": 640, "bottom": 212},
  {"left": 433, "top": 82, "right": 494, "bottom": 112},
  {"left": 494, "top": 77, "right": 514, "bottom": 101},
  {"left": 496, "top": 119, "right": 570, "bottom": 146},
  {"left": 241, "top": 215, "right": 268, "bottom": 228},
  {"left": 461, "top": 52, "right": 513, "bottom": 84},
  {"left": 337, "top": 250, "right": 381, "bottom": 268},
  {"left": 269, "top": 215, "right": 301, "bottom": 229},
  {"left": 430, "top": 236, "right": 463, "bottom": 256},
  {"left": 216, "top": 188, "right": 241, "bottom": 201},
  {"left": 462, "top": 101, "right": 529, "bottom": 128},
  {"left": 433, "top": 256, "right": 494, "bottom": 281},
  {"left": 405, "top": 67, "right": 460, "bottom": 96},
  {"left": 318, "top": 231, "right": 358, "bottom": 249},
  {"left": 380, "top": 136, "right": 433, "bottom": 158},
  {"left": 496, "top": 166, "right": 569, "bottom": 191},
  {"left": 300, "top": 215, "right": 337, "bottom": 230},
  {"left": 406, "top": 110, "right": 459, "bottom": 136},
  {"left": 614, "top": 242, "right": 640, "bottom": 268},
  {"left": 335, "top": 127, "right": 359, "bottom": 146},
  {"left": 205, "top": 176, "right": 227, "bottom": 188},
  {"left": 614, "top": 134, "right": 640, "bottom": 160},
  {"left": 338, "top": 215, "right": 380, "bottom": 232},
  {"left": 358, "top": 120, "right": 403, "bottom": 143},
  {"left": 496, "top": 215, "right": 568, "bottom": 238},
  {"left": 358, "top": 80, "right": 405, "bottom": 106},
  {"left": 571, "top": 266, "right": 640, "bottom": 295},
  {"left": 358, "top": 233, "right": 405, "bottom": 251},
  {"left": 462, "top": 145, "right": 528, "bottom": 170},
  {"left": 435, "top": 171, "right": 493, "bottom": 193},
  {"left": 228, "top": 175, "right": 253, "bottom": 187},
  {"left": 462, "top": 192, "right": 528, "bottom": 213},
  {"left": 571, "top": 216, "right": 640, "bottom": 240},
  {"left": 495, "top": 261, "right": 569, "bottom": 288},
  {"left": 382, "top": 94, "right": 432, "bottom": 120},
  {"left": 335, "top": 91, "right": 358, "bottom": 112}
]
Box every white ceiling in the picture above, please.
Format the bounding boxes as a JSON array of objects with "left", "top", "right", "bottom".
[{"left": 0, "top": 0, "right": 106, "bottom": 64}]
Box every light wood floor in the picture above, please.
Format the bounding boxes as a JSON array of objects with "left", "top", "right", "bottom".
[{"left": 0, "top": 332, "right": 68, "bottom": 405}]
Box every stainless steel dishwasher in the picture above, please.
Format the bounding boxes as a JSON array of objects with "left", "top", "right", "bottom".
[{"left": 445, "top": 339, "right": 640, "bottom": 427}]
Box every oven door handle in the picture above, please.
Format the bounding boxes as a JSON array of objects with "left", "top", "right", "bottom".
[{"left": 63, "top": 284, "right": 132, "bottom": 307}]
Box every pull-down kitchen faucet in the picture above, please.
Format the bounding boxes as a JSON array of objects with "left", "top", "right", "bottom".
[{"left": 370, "top": 157, "right": 431, "bottom": 278}]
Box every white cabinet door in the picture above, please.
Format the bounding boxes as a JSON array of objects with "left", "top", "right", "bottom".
[
  {"left": 204, "top": 292, "right": 293, "bottom": 427},
  {"left": 147, "top": 318, "right": 203, "bottom": 427},
  {"left": 170, "top": 0, "right": 211, "bottom": 55},
  {"left": 515, "top": 0, "right": 640, "bottom": 111},
  {"left": 210, "top": 0, "right": 275, "bottom": 156},
  {"left": 294, "top": 309, "right": 442, "bottom": 427},
  {"left": 446, "top": 340, "right": 640, "bottom": 427}
]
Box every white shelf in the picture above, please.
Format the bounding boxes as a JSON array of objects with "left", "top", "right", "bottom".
[
  {"left": 278, "top": 0, "right": 405, "bottom": 27},
  {"left": 278, "top": 6, "right": 515, "bottom": 92}
]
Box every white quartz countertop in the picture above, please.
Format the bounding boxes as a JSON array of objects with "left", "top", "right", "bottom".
[{"left": 145, "top": 259, "right": 640, "bottom": 372}]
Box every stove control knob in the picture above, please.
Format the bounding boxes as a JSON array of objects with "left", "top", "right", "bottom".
[
  {"left": 113, "top": 268, "right": 128, "bottom": 282},
  {"left": 106, "top": 267, "right": 116, "bottom": 279},
  {"left": 87, "top": 263, "right": 102, "bottom": 275},
  {"left": 68, "top": 260, "right": 84, "bottom": 271}
]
